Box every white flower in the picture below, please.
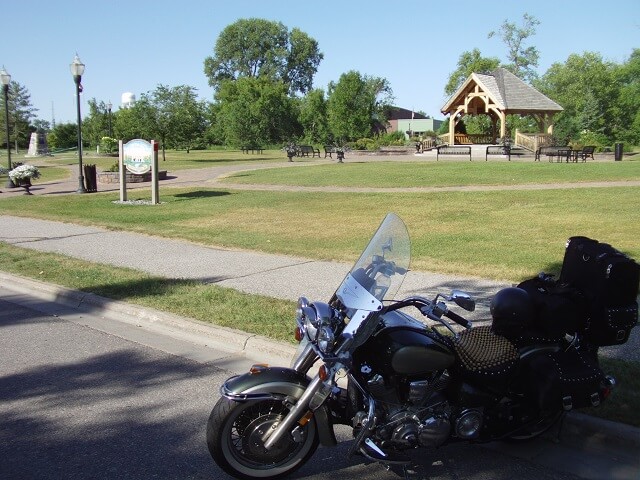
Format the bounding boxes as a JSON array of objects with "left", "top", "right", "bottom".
[{"left": 9, "top": 164, "right": 41, "bottom": 181}]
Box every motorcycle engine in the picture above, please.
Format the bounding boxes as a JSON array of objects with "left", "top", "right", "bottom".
[{"left": 379, "top": 408, "right": 451, "bottom": 449}]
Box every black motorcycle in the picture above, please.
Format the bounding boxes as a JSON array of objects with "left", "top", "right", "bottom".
[{"left": 206, "top": 213, "right": 639, "bottom": 479}]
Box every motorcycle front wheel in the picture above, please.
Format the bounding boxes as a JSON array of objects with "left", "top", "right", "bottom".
[{"left": 206, "top": 397, "right": 319, "bottom": 479}]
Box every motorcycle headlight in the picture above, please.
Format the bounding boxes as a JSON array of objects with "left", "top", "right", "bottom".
[{"left": 317, "top": 326, "right": 335, "bottom": 353}]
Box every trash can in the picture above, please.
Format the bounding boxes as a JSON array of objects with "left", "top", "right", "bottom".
[
  {"left": 614, "top": 143, "right": 623, "bottom": 161},
  {"left": 84, "top": 164, "right": 97, "bottom": 192}
]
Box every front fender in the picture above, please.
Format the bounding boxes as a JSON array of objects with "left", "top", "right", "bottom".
[{"left": 220, "top": 366, "right": 337, "bottom": 447}]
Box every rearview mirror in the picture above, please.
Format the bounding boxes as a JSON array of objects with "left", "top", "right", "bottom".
[{"left": 449, "top": 290, "right": 476, "bottom": 312}]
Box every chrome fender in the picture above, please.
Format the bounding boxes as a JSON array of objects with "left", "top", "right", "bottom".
[{"left": 220, "top": 366, "right": 337, "bottom": 447}]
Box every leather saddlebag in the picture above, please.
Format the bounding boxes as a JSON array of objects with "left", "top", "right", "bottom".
[
  {"left": 559, "top": 236, "right": 639, "bottom": 346},
  {"left": 521, "top": 348, "right": 606, "bottom": 412}
]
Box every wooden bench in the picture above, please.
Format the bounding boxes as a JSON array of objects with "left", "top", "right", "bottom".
[
  {"left": 436, "top": 145, "right": 472, "bottom": 161},
  {"left": 241, "top": 145, "right": 264, "bottom": 154},
  {"left": 485, "top": 145, "right": 511, "bottom": 161},
  {"left": 535, "top": 146, "right": 567, "bottom": 162},
  {"left": 324, "top": 145, "right": 337, "bottom": 158},
  {"left": 297, "top": 145, "right": 320, "bottom": 158}
]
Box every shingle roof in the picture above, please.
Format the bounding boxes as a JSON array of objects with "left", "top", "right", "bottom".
[{"left": 442, "top": 68, "right": 563, "bottom": 114}]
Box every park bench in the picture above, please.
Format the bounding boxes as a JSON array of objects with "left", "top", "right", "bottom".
[
  {"left": 324, "top": 145, "right": 337, "bottom": 158},
  {"left": 297, "top": 145, "right": 320, "bottom": 158},
  {"left": 535, "top": 146, "right": 568, "bottom": 162},
  {"left": 241, "top": 145, "right": 264, "bottom": 154},
  {"left": 485, "top": 145, "right": 512, "bottom": 161},
  {"left": 575, "top": 145, "right": 595, "bottom": 162},
  {"left": 436, "top": 145, "right": 472, "bottom": 161}
]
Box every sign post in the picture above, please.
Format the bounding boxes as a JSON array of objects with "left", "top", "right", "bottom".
[
  {"left": 119, "top": 138, "right": 160, "bottom": 204},
  {"left": 151, "top": 140, "right": 159, "bottom": 204}
]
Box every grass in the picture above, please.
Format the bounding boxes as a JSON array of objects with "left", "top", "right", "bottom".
[
  {"left": 1, "top": 240, "right": 638, "bottom": 427},
  {"left": 0, "top": 186, "right": 637, "bottom": 281},
  {"left": 19, "top": 148, "right": 293, "bottom": 174},
  {"left": 221, "top": 158, "right": 640, "bottom": 188},
  {"left": 0, "top": 242, "right": 296, "bottom": 342}
]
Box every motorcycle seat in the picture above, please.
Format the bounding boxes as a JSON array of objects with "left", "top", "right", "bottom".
[{"left": 454, "top": 326, "right": 519, "bottom": 380}]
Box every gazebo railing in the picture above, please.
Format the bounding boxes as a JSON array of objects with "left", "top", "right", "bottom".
[{"left": 515, "top": 131, "right": 554, "bottom": 152}]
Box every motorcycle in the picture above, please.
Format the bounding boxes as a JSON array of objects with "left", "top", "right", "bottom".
[{"left": 206, "top": 213, "right": 639, "bottom": 479}]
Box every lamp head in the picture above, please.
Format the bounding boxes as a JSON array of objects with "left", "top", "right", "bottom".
[
  {"left": 70, "top": 54, "right": 85, "bottom": 78},
  {"left": 0, "top": 66, "right": 10, "bottom": 87}
]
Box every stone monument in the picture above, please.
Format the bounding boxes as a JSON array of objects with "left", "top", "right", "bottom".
[{"left": 25, "top": 132, "right": 51, "bottom": 156}]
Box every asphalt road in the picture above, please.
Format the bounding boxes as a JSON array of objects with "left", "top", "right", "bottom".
[{"left": 2, "top": 291, "right": 637, "bottom": 480}]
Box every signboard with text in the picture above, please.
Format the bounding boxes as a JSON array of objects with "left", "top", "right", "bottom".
[{"left": 123, "top": 139, "right": 152, "bottom": 174}]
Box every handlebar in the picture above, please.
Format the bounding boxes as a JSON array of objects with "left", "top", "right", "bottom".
[
  {"left": 383, "top": 296, "right": 472, "bottom": 330},
  {"left": 444, "top": 310, "right": 472, "bottom": 329}
]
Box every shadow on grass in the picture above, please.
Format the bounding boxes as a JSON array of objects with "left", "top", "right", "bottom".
[
  {"left": 78, "top": 276, "right": 228, "bottom": 303},
  {"left": 172, "top": 190, "right": 232, "bottom": 200}
]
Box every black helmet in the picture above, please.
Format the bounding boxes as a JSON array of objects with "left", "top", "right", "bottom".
[{"left": 490, "top": 287, "right": 534, "bottom": 337}]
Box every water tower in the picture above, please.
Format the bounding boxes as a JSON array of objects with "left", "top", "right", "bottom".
[{"left": 121, "top": 92, "right": 136, "bottom": 108}]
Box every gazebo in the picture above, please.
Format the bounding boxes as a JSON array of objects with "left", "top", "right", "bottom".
[{"left": 440, "top": 68, "right": 563, "bottom": 151}]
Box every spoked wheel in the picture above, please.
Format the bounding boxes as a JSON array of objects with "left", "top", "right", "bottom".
[
  {"left": 206, "top": 397, "right": 318, "bottom": 479},
  {"left": 506, "top": 410, "right": 563, "bottom": 442}
]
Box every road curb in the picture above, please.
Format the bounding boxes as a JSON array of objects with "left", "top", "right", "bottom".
[
  {"left": 0, "top": 271, "right": 297, "bottom": 366},
  {"left": 2, "top": 271, "right": 638, "bottom": 449}
]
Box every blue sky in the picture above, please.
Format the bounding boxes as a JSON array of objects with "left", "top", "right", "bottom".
[{"left": 1, "top": 0, "right": 638, "bottom": 125}]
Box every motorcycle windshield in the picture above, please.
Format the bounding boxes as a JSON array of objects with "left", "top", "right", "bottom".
[{"left": 336, "top": 213, "right": 410, "bottom": 312}]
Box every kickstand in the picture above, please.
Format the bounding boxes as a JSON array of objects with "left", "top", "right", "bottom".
[{"left": 552, "top": 412, "right": 567, "bottom": 444}]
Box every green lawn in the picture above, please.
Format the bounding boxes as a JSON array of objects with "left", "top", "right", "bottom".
[
  {"left": 220, "top": 158, "right": 640, "bottom": 188},
  {"left": 0, "top": 186, "right": 637, "bottom": 281},
  {"left": 25, "top": 148, "right": 292, "bottom": 173}
]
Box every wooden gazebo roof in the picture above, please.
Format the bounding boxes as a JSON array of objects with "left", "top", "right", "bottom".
[
  {"left": 441, "top": 68, "right": 563, "bottom": 115},
  {"left": 440, "top": 68, "right": 563, "bottom": 144}
]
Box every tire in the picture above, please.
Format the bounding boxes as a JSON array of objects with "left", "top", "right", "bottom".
[
  {"left": 506, "top": 411, "right": 563, "bottom": 442},
  {"left": 206, "top": 397, "right": 319, "bottom": 479}
]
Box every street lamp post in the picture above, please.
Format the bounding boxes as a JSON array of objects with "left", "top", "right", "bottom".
[
  {"left": 107, "top": 101, "right": 113, "bottom": 138},
  {"left": 70, "top": 54, "right": 86, "bottom": 193},
  {"left": 0, "top": 66, "right": 13, "bottom": 188}
]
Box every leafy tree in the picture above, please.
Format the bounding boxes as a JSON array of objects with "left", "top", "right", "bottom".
[
  {"left": 298, "top": 89, "right": 329, "bottom": 144},
  {"left": 204, "top": 18, "right": 323, "bottom": 95},
  {"left": 326, "top": 71, "right": 393, "bottom": 143},
  {"left": 535, "top": 52, "right": 618, "bottom": 144},
  {"left": 444, "top": 49, "right": 501, "bottom": 96},
  {"left": 132, "top": 85, "right": 208, "bottom": 159},
  {"left": 488, "top": 13, "right": 540, "bottom": 82},
  {"left": 32, "top": 119, "right": 51, "bottom": 133},
  {"left": 0, "top": 81, "right": 38, "bottom": 151},
  {"left": 215, "top": 77, "right": 299, "bottom": 146},
  {"left": 113, "top": 103, "right": 152, "bottom": 143},
  {"left": 83, "top": 99, "right": 111, "bottom": 148},
  {"left": 612, "top": 48, "right": 640, "bottom": 144},
  {"left": 48, "top": 122, "right": 79, "bottom": 149}
]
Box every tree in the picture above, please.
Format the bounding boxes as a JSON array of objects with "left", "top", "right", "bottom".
[
  {"left": 215, "top": 77, "right": 299, "bottom": 147},
  {"left": 612, "top": 48, "right": 640, "bottom": 144},
  {"left": 488, "top": 13, "right": 540, "bottom": 82},
  {"left": 0, "top": 81, "right": 38, "bottom": 152},
  {"left": 83, "top": 99, "right": 111, "bottom": 148},
  {"left": 535, "top": 52, "right": 618, "bottom": 144},
  {"left": 444, "top": 49, "right": 501, "bottom": 96},
  {"left": 48, "top": 122, "right": 78, "bottom": 150},
  {"left": 326, "top": 71, "right": 393, "bottom": 143},
  {"left": 204, "top": 18, "right": 323, "bottom": 95},
  {"left": 298, "top": 89, "right": 329, "bottom": 144}
]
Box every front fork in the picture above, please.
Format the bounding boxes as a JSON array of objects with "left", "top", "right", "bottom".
[{"left": 264, "top": 343, "right": 334, "bottom": 450}]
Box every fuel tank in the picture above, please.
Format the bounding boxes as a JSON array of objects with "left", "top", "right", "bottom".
[{"left": 356, "top": 310, "right": 456, "bottom": 376}]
